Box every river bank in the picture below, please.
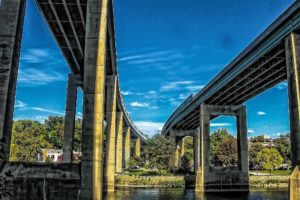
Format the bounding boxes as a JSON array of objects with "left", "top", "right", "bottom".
[{"left": 115, "top": 174, "right": 289, "bottom": 189}]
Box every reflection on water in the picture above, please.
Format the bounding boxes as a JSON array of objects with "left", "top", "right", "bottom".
[{"left": 104, "top": 188, "right": 288, "bottom": 200}]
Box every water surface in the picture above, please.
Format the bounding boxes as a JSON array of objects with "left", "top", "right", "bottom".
[{"left": 104, "top": 188, "right": 288, "bottom": 200}]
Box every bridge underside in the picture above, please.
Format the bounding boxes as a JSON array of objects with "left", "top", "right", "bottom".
[{"left": 173, "top": 42, "right": 288, "bottom": 131}]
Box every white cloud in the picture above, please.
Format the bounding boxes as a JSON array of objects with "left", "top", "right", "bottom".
[
  {"left": 14, "top": 100, "right": 26, "bottom": 108},
  {"left": 276, "top": 81, "right": 287, "bottom": 90},
  {"left": 248, "top": 129, "right": 255, "bottom": 134},
  {"left": 130, "top": 101, "right": 158, "bottom": 109},
  {"left": 21, "top": 48, "right": 50, "bottom": 64},
  {"left": 18, "top": 68, "right": 65, "bottom": 86},
  {"left": 160, "top": 81, "right": 194, "bottom": 92},
  {"left": 148, "top": 91, "right": 156, "bottom": 94},
  {"left": 130, "top": 102, "right": 150, "bottom": 108},
  {"left": 257, "top": 111, "right": 266, "bottom": 116},
  {"left": 210, "top": 123, "right": 232, "bottom": 127},
  {"left": 121, "top": 91, "right": 133, "bottom": 96},
  {"left": 31, "top": 107, "right": 64, "bottom": 116},
  {"left": 76, "top": 112, "right": 82, "bottom": 119},
  {"left": 134, "top": 121, "right": 165, "bottom": 137}
]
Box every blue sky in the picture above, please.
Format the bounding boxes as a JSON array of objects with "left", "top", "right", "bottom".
[{"left": 14, "top": 0, "right": 294, "bottom": 137}]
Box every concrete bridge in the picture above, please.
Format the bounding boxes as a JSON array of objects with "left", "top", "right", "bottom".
[
  {"left": 0, "top": 0, "right": 147, "bottom": 199},
  {"left": 162, "top": 0, "right": 300, "bottom": 196}
]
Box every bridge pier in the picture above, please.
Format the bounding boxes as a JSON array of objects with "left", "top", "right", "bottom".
[
  {"left": 195, "top": 104, "right": 249, "bottom": 192},
  {"left": 63, "top": 74, "right": 82, "bottom": 163},
  {"left": 0, "top": 0, "right": 26, "bottom": 166},
  {"left": 124, "top": 127, "right": 131, "bottom": 169},
  {"left": 134, "top": 138, "right": 141, "bottom": 158},
  {"left": 115, "top": 112, "right": 123, "bottom": 173},
  {"left": 104, "top": 75, "right": 117, "bottom": 192},
  {"left": 80, "top": 0, "right": 109, "bottom": 199},
  {"left": 285, "top": 32, "right": 300, "bottom": 200}
]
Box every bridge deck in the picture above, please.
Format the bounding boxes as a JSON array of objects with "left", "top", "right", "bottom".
[{"left": 163, "top": 1, "right": 300, "bottom": 134}]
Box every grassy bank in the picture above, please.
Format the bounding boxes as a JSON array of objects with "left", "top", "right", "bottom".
[{"left": 116, "top": 174, "right": 290, "bottom": 189}]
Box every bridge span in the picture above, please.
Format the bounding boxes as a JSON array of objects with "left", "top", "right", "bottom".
[
  {"left": 0, "top": 0, "right": 147, "bottom": 199},
  {"left": 162, "top": 1, "right": 300, "bottom": 195}
]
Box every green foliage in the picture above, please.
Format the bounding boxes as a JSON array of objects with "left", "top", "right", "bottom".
[
  {"left": 9, "top": 117, "right": 82, "bottom": 162},
  {"left": 249, "top": 143, "right": 264, "bottom": 169},
  {"left": 256, "top": 148, "right": 283, "bottom": 172},
  {"left": 144, "top": 134, "right": 176, "bottom": 170},
  {"left": 44, "top": 116, "right": 64, "bottom": 149},
  {"left": 73, "top": 118, "right": 82, "bottom": 152},
  {"left": 210, "top": 128, "right": 237, "bottom": 166},
  {"left": 273, "top": 134, "right": 291, "bottom": 163}
]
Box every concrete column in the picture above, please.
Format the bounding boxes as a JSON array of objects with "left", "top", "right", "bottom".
[
  {"left": 194, "top": 129, "right": 200, "bottom": 173},
  {"left": 181, "top": 138, "right": 185, "bottom": 157},
  {"left": 80, "top": 0, "right": 108, "bottom": 199},
  {"left": 104, "top": 75, "right": 117, "bottom": 192},
  {"left": 134, "top": 138, "right": 141, "bottom": 158},
  {"left": 236, "top": 106, "right": 249, "bottom": 176},
  {"left": 200, "top": 104, "right": 210, "bottom": 181},
  {"left": 63, "top": 74, "right": 78, "bottom": 163},
  {"left": 124, "top": 127, "right": 131, "bottom": 169},
  {"left": 285, "top": 33, "right": 300, "bottom": 167},
  {"left": 0, "top": 0, "right": 26, "bottom": 165},
  {"left": 115, "top": 112, "right": 123, "bottom": 173},
  {"left": 174, "top": 144, "right": 180, "bottom": 170}
]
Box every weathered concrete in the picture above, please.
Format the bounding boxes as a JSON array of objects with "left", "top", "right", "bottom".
[
  {"left": 80, "top": 0, "right": 108, "bottom": 199},
  {"left": 289, "top": 166, "right": 300, "bottom": 200},
  {"left": 174, "top": 145, "right": 180, "bottom": 170},
  {"left": 124, "top": 127, "right": 131, "bottom": 169},
  {"left": 0, "top": 162, "right": 80, "bottom": 200},
  {"left": 104, "top": 75, "right": 117, "bottom": 192},
  {"left": 285, "top": 33, "right": 300, "bottom": 167},
  {"left": 285, "top": 32, "right": 300, "bottom": 200},
  {"left": 135, "top": 138, "right": 141, "bottom": 158},
  {"left": 63, "top": 74, "right": 82, "bottom": 164},
  {"left": 195, "top": 104, "right": 249, "bottom": 192},
  {"left": 0, "top": 0, "right": 26, "bottom": 165},
  {"left": 115, "top": 112, "right": 123, "bottom": 173}
]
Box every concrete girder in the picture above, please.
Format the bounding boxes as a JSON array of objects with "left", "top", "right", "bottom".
[{"left": 210, "top": 48, "right": 285, "bottom": 104}]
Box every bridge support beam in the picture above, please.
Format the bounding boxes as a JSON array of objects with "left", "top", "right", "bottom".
[
  {"left": 124, "top": 127, "right": 131, "bottom": 169},
  {"left": 115, "top": 112, "right": 123, "bottom": 173},
  {"left": 195, "top": 104, "right": 249, "bottom": 192},
  {"left": 134, "top": 138, "right": 141, "bottom": 158},
  {"left": 104, "top": 75, "right": 117, "bottom": 192},
  {"left": 285, "top": 32, "right": 300, "bottom": 200},
  {"left": 63, "top": 74, "right": 82, "bottom": 163},
  {"left": 0, "top": 0, "right": 26, "bottom": 166},
  {"left": 80, "top": 0, "right": 108, "bottom": 199}
]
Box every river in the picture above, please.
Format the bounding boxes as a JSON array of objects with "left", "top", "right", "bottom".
[{"left": 104, "top": 188, "right": 288, "bottom": 200}]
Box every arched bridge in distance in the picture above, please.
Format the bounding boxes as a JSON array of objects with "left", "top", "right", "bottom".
[
  {"left": 162, "top": 0, "right": 300, "bottom": 195},
  {"left": 0, "top": 0, "right": 147, "bottom": 199}
]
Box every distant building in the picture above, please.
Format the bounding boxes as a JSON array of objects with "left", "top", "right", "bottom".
[{"left": 37, "top": 149, "right": 81, "bottom": 163}]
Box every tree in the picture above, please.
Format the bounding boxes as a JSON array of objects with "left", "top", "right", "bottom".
[
  {"left": 181, "top": 137, "right": 194, "bottom": 172},
  {"left": 217, "top": 137, "right": 237, "bottom": 166},
  {"left": 73, "top": 118, "right": 82, "bottom": 152},
  {"left": 44, "top": 116, "right": 64, "bottom": 149},
  {"left": 210, "top": 128, "right": 237, "bottom": 166},
  {"left": 273, "top": 134, "right": 291, "bottom": 164},
  {"left": 10, "top": 120, "right": 50, "bottom": 162},
  {"left": 249, "top": 143, "right": 264, "bottom": 169},
  {"left": 256, "top": 148, "right": 283, "bottom": 172},
  {"left": 144, "top": 134, "right": 176, "bottom": 170}
]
